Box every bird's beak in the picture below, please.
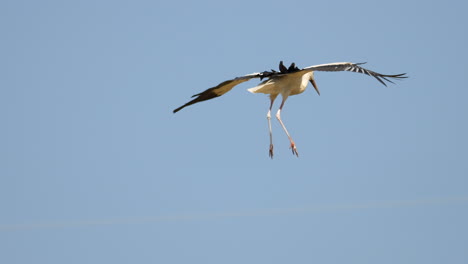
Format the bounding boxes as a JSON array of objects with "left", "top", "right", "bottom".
[{"left": 309, "top": 76, "right": 320, "bottom": 96}]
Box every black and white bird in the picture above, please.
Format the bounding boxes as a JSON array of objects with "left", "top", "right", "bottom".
[{"left": 173, "top": 61, "right": 407, "bottom": 158}]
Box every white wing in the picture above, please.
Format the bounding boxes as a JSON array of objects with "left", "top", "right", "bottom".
[{"left": 303, "top": 62, "right": 407, "bottom": 86}]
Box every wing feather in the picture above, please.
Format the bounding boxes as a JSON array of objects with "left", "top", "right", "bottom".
[
  {"left": 303, "top": 62, "right": 407, "bottom": 86},
  {"left": 173, "top": 73, "right": 262, "bottom": 113}
]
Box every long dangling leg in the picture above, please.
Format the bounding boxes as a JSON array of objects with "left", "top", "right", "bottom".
[
  {"left": 276, "top": 96, "right": 299, "bottom": 157},
  {"left": 267, "top": 94, "right": 278, "bottom": 158}
]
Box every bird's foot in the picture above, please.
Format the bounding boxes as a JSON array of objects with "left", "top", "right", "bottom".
[
  {"left": 290, "top": 141, "right": 299, "bottom": 157},
  {"left": 269, "top": 144, "right": 274, "bottom": 159}
]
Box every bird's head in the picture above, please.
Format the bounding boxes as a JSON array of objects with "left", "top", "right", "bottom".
[{"left": 309, "top": 72, "right": 320, "bottom": 96}]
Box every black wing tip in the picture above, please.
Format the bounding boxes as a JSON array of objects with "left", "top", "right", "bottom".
[
  {"left": 378, "top": 73, "right": 408, "bottom": 86},
  {"left": 353, "top": 63, "right": 408, "bottom": 86},
  {"left": 389, "top": 73, "right": 408, "bottom": 78},
  {"left": 173, "top": 105, "right": 185, "bottom": 113},
  {"left": 381, "top": 73, "right": 408, "bottom": 80}
]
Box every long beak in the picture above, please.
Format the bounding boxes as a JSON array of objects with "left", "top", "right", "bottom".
[{"left": 309, "top": 76, "right": 320, "bottom": 96}]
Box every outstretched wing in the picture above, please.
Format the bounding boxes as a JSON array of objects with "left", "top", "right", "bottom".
[
  {"left": 303, "top": 62, "right": 407, "bottom": 86},
  {"left": 173, "top": 73, "right": 263, "bottom": 113}
]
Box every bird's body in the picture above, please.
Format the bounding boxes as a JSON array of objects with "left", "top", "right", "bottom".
[
  {"left": 248, "top": 71, "right": 314, "bottom": 97},
  {"left": 173, "top": 61, "right": 407, "bottom": 158}
]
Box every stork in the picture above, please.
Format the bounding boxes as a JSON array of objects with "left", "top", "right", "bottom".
[{"left": 173, "top": 61, "right": 407, "bottom": 158}]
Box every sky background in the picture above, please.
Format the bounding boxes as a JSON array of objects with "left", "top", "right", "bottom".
[{"left": 1, "top": 0, "right": 468, "bottom": 263}]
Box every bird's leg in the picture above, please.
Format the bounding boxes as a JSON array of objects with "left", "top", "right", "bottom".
[
  {"left": 267, "top": 95, "right": 277, "bottom": 159},
  {"left": 267, "top": 110, "right": 274, "bottom": 158},
  {"left": 276, "top": 98, "right": 299, "bottom": 157}
]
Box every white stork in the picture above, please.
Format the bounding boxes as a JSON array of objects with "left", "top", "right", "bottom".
[{"left": 173, "top": 61, "right": 407, "bottom": 158}]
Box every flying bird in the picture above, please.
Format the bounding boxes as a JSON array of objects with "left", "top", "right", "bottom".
[{"left": 173, "top": 61, "right": 407, "bottom": 158}]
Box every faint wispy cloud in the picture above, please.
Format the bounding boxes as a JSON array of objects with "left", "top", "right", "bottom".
[{"left": 2, "top": 196, "right": 467, "bottom": 232}]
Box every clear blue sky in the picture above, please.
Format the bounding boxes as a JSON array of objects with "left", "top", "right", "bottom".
[{"left": 2, "top": 0, "right": 468, "bottom": 263}]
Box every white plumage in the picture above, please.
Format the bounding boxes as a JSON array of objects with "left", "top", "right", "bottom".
[{"left": 247, "top": 71, "right": 314, "bottom": 97}]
